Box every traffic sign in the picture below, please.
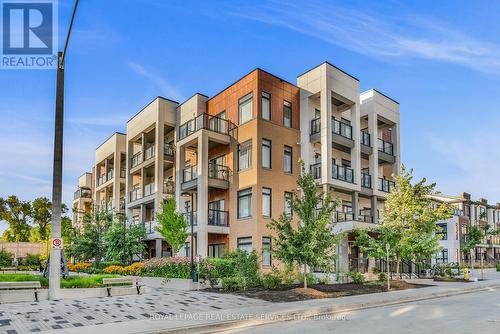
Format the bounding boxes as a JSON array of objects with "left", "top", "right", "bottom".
[{"left": 51, "top": 238, "right": 63, "bottom": 249}]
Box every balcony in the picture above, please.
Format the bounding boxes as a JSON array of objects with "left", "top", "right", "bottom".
[
  {"left": 332, "top": 211, "right": 353, "bottom": 222},
  {"left": 143, "top": 183, "right": 156, "bottom": 197},
  {"left": 129, "top": 187, "right": 142, "bottom": 202},
  {"left": 119, "top": 198, "right": 125, "bottom": 210},
  {"left": 144, "top": 221, "right": 159, "bottom": 234},
  {"left": 361, "top": 131, "right": 371, "bottom": 146},
  {"left": 185, "top": 211, "right": 198, "bottom": 227},
  {"left": 332, "top": 164, "right": 354, "bottom": 183},
  {"left": 120, "top": 168, "right": 126, "bottom": 178},
  {"left": 208, "top": 164, "right": 229, "bottom": 181},
  {"left": 332, "top": 118, "right": 352, "bottom": 139},
  {"left": 164, "top": 143, "right": 175, "bottom": 161},
  {"left": 309, "top": 117, "right": 354, "bottom": 151},
  {"left": 208, "top": 209, "right": 229, "bottom": 227},
  {"left": 73, "top": 187, "right": 92, "bottom": 200},
  {"left": 106, "top": 169, "right": 114, "bottom": 181},
  {"left": 183, "top": 165, "right": 198, "bottom": 183},
  {"left": 377, "top": 138, "right": 395, "bottom": 164},
  {"left": 144, "top": 145, "right": 155, "bottom": 161},
  {"left": 360, "top": 131, "right": 372, "bottom": 156},
  {"left": 96, "top": 174, "right": 106, "bottom": 186},
  {"left": 361, "top": 172, "right": 372, "bottom": 188},
  {"left": 378, "top": 178, "right": 395, "bottom": 193},
  {"left": 310, "top": 163, "right": 321, "bottom": 179},
  {"left": 130, "top": 152, "right": 142, "bottom": 168},
  {"left": 178, "top": 113, "right": 236, "bottom": 141},
  {"left": 163, "top": 180, "right": 175, "bottom": 195},
  {"left": 310, "top": 117, "right": 320, "bottom": 135}
]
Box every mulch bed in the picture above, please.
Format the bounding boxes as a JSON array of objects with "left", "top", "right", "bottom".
[{"left": 204, "top": 280, "right": 430, "bottom": 303}]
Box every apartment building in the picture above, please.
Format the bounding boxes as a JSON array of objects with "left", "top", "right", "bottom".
[
  {"left": 72, "top": 61, "right": 401, "bottom": 270},
  {"left": 431, "top": 193, "right": 500, "bottom": 265},
  {"left": 94, "top": 132, "right": 127, "bottom": 215},
  {"left": 298, "top": 62, "right": 400, "bottom": 273},
  {"left": 72, "top": 172, "right": 93, "bottom": 230}
]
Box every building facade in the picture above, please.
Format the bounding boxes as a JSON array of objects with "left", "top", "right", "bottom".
[
  {"left": 72, "top": 61, "right": 400, "bottom": 269},
  {"left": 72, "top": 172, "right": 93, "bottom": 230}
]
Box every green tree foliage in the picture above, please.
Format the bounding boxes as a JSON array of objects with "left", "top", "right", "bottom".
[
  {"left": 0, "top": 196, "right": 32, "bottom": 241},
  {"left": 356, "top": 165, "right": 452, "bottom": 276},
  {"left": 0, "top": 249, "right": 14, "bottom": 267},
  {"left": 155, "top": 198, "right": 188, "bottom": 255},
  {"left": 70, "top": 210, "right": 112, "bottom": 263},
  {"left": 267, "top": 163, "right": 338, "bottom": 289},
  {"left": 104, "top": 218, "right": 146, "bottom": 264},
  {"left": 30, "top": 197, "right": 67, "bottom": 241}
]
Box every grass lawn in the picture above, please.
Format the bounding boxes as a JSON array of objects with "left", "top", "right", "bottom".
[{"left": 0, "top": 274, "right": 120, "bottom": 288}]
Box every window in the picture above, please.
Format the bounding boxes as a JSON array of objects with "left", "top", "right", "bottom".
[
  {"left": 284, "top": 145, "right": 292, "bottom": 173},
  {"left": 283, "top": 101, "right": 292, "bottom": 128},
  {"left": 238, "top": 188, "right": 252, "bottom": 219},
  {"left": 262, "top": 139, "right": 271, "bottom": 168},
  {"left": 284, "top": 191, "right": 293, "bottom": 217},
  {"left": 238, "top": 140, "right": 252, "bottom": 171},
  {"left": 261, "top": 92, "right": 271, "bottom": 120},
  {"left": 437, "top": 223, "right": 447, "bottom": 240},
  {"left": 237, "top": 237, "right": 252, "bottom": 253},
  {"left": 436, "top": 249, "right": 448, "bottom": 264},
  {"left": 208, "top": 244, "right": 224, "bottom": 258},
  {"left": 262, "top": 237, "right": 271, "bottom": 266},
  {"left": 262, "top": 187, "right": 272, "bottom": 217},
  {"left": 239, "top": 93, "right": 253, "bottom": 125}
]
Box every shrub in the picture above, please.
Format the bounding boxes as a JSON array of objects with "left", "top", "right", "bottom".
[
  {"left": 199, "top": 257, "right": 235, "bottom": 287},
  {"left": 378, "top": 272, "right": 388, "bottom": 282},
  {"left": 20, "top": 254, "right": 40, "bottom": 266},
  {"left": 103, "top": 265, "right": 125, "bottom": 274},
  {"left": 0, "top": 249, "right": 13, "bottom": 267},
  {"left": 17, "top": 265, "right": 38, "bottom": 271},
  {"left": 222, "top": 277, "right": 242, "bottom": 291},
  {"left": 261, "top": 269, "right": 282, "bottom": 289},
  {"left": 347, "top": 271, "right": 365, "bottom": 284},
  {"left": 122, "top": 262, "right": 144, "bottom": 275},
  {"left": 67, "top": 262, "right": 92, "bottom": 272},
  {"left": 496, "top": 264, "right": 500, "bottom": 272},
  {"left": 296, "top": 272, "right": 315, "bottom": 286},
  {"left": 93, "top": 261, "right": 123, "bottom": 269},
  {"left": 225, "top": 250, "right": 261, "bottom": 287},
  {"left": 141, "top": 257, "right": 192, "bottom": 278},
  {"left": 281, "top": 265, "right": 296, "bottom": 286}
]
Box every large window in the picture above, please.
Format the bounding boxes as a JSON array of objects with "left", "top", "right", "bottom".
[
  {"left": 262, "top": 187, "right": 272, "bottom": 217},
  {"left": 261, "top": 92, "right": 271, "bottom": 120},
  {"left": 208, "top": 244, "right": 224, "bottom": 258},
  {"left": 238, "top": 188, "right": 252, "bottom": 219},
  {"left": 436, "top": 249, "right": 448, "bottom": 264},
  {"left": 284, "top": 191, "right": 293, "bottom": 217},
  {"left": 262, "top": 237, "right": 271, "bottom": 266},
  {"left": 238, "top": 140, "right": 252, "bottom": 171},
  {"left": 283, "top": 100, "right": 292, "bottom": 128},
  {"left": 437, "top": 223, "right": 447, "bottom": 240},
  {"left": 237, "top": 237, "right": 252, "bottom": 253},
  {"left": 262, "top": 138, "right": 271, "bottom": 169},
  {"left": 284, "top": 145, "right": 292, "bottom": 173},
  {"left": 239, "top": 93, "right": 253, "bottom": 125}
]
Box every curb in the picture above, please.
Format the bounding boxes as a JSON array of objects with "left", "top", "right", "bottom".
[{"left": 152, "top": 283, "right": 500, "bottom": 334}]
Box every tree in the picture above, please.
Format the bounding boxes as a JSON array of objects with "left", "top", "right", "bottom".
[
  {"left": 460, "top": 224, "right": 493, "bottom": 278},
  {"left": 155, "top": 198, "right": 188, "bottom": 255},
  {"left": 70, "top": 210, "right": 112, "bottom": 262},
  {"left": 267, "top": 163, "right": 338, "bottom": 289},
  {"left": 104, "top": 218, "right": 146, "bottom": 264},
  {"left": 0, "top": 196, "right": 32, "bottom": 241},
  {"left": 356, "top": 165, "right": 452, "bottom": 278},
  {"left": 31, "top": 197, "right": 67, "bottom": 241}
]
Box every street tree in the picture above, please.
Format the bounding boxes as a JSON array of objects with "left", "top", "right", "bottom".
[
  {"left": 0, "top": 196, "right": 32, "bottom": 242},
  {"left": 70, "top": 210, "right": 112, "bottom": 263},
  {"left": 104, "top": 217, "right": 146, "bottom": 263},
  {"left": 155, "top": 198, "right": 188, "bottom": 256},
  {"left": 267, "top": 163, "right": 338, "bottom": 289},
  {"left": 31, "top": 197, "right": 67, "bottom": 241}
]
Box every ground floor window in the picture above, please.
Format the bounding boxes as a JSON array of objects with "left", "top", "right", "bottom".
[
  {"left": 208, "top": 243, "right": 224, "bottom": 258},
  {"left": 237, "top": 237, "right": 252, "bottom": 253},
  {"left": 262, "top": 237, "right": 271, "bottom": 266},
  {"left": 436, "top": 249, "right": 448, "bottom": 263}
]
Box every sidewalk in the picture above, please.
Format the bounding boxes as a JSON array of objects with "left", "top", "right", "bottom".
[{"left": 43, "top": 274, "right": 500, "bottom": 334}]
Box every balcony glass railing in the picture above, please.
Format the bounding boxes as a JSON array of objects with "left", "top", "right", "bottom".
[
  {"left": 361, "top": 131, "right": 371, "bottom": 146},
  {"left": 119, "top": 198, "right": 125, "bottom": 210},
  {"left": 332, "top": 211, "right": 353, "bottom": 222},
  {"left": 332, "top": 164, "right": 354, "bottom": 183},
  {"left": 73, "top": 187, "right": 92, "bottom": 200},
  {"left": 178, "top": 113, "right": 236, "bottom": 141},
  {"left": 97, "top": 175, "right": 106, "bottom": 186},
  {"left": 164, "top": 143, "right": 175, "bottom": 157},
  {"left": 332, "top": 118, "right": 352, "bottom": 139},
  {"left": 184, "top": 211, "right": 198, "bottom": 226},
  {"left": 143, "top": 183, "right": 156, "bottom": 197},
  {"left": 120, "top": 168, "right": 126, "bottom": 178},
  {"left": 144, "top": 221, "right": 159, "bottom": 234},
  {"left": 361, "top": 172, "right": 372, "bottom": 188},
  {"left": 453, "top": 208, "right": 464, "bottom": 216},
  {"left": 163, "top": 180, "right": 175, "bottom": 195},
  {"left": 208, "top": 164, "right": 229, "bottom": 181},
  {"left": 183, "top": 165, "right": 198, "bottom": 183},
  {"left": 208, "top": 209, "right": 229, "bottom": 226},
  {"left": 378, "top": 178, "right": 395, "bottom": 193},
  {"left": 129, "top": 187, "right": 142, "bottom": 202},
  {"left": 106, "top": 169, "right": 114, "bottom": 181},
  {"left": 131, "top": 152, "right": 142, "bottom": 168},
  {"left": 377, "top": 138, "right": 394, "bottom": 156},
  {"left": 310, "top": 163, "right": 321, "bottom": 179},
  {"left": 144, "top": 145, "right": 155, "bottom": 161},
  {"left": 310, "top": 118, "right": 321, "bottom": 135}
]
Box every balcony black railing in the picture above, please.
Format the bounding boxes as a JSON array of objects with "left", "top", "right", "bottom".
[
  {"left": 361, "top": 131, "right": 371, "bottom": 146},
  {"left": 184, "top": 211, "right": 198, "bottom": 226},
  {"left": 361, "top": 172, "right": 372, "bottom": 188},
  {"left": 164, "top": 143, "right": 175, "bottom": 157},
  {"left": 74, "top": 187, "right": 92, "bottom": 200},
  {"left": 332, "top": 118, "right": 352, "bottom": 139},
  {"left": 310, "top": 117, "right": 321, "bottom": 135},
  {"left": 96, "top": 175, "right": 106, "bottom": 186},
  {"left": 208, "top": 164, "right": 229, "bottom": 181},
  {"left": 332, "top": 164, "right": 354, "bottom": 183},
  {"left": 333, "top": 211, "right": 353, "bottom": 222},
  {"left": 310, "top": 163, "right": 321, "bottom": 179},
  {"left": 208, "top": 209, "right": 229, "bottom": 227},
  {"left": 377, "top": 138, "right": 394, "bottom": 156},
  {"left": 106, "top": 169, "right": 113, "bottom": 181},
  {"left": 178, "top": 113, "right": 236, "bottom": 141},
  {"left": 131, "top": 152, "right": 142, "bottom": 168},
  {"left": 379, "top": 178, "right": 395, "bottom": 193},
  {"left": 183, "top": 165, "right": 198, "bottom": 183}
]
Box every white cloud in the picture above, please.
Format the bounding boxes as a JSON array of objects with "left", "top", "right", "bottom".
[
  {"left": 128, "top": 61, "right": 185, "bottom": 101},
  {"left": 232, "top": 1, "right": 500, "bottom": 74}
]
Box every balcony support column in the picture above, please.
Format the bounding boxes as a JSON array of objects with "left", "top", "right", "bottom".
[
  {"left": 350, "top": 104, "right": 361, "bottom": 187},
  {"left": 113, "top": 151, "right": 120, "bottom": 211},
  {"left": 175, "top": 145, "right": 186, "bottom": 211},
  {"left": 155, "top": 238, "right": 162, "bottom": 258},
  {"left": 196, "top": 132, "right": 209, "bottom": 258},
  {"left": 371, "top": 195, "right": 377, "bottom": 223},
  {"left": 320, "top": 87, "right": 332, "bottom": 185},
  {"left": 352, "top": 191, "right": 359, "bottom": 221},
  {"left": 155, "top": 122, "right": 164, "bottom": 212},
  {"left": 368, "top": 112, "right": 379, "bottom": 194},
  {"left": 392, "top": 122, "right": 400, "bottom": 176}
]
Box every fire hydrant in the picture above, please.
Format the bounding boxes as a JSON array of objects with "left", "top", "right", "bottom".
[{"left": 463, "top": 268, "right": 470, "bottom": 281}]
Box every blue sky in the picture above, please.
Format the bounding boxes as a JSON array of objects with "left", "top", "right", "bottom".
[{"left": 2, "top": 0, "right": 500, "bottom": 225}]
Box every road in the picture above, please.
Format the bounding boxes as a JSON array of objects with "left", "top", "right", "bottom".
[{"left": 221, "top": 287, "right": 500, "bottom": 333}]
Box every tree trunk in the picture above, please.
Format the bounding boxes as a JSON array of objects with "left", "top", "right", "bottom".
[
  {"left": 395, "top": 256, "right": 401, "bottom": 280},
  {"left": 303, "top": 263, "right": 307, "bottom": 289}
]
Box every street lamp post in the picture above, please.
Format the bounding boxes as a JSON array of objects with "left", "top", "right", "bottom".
[
  {"left": 386, "top": 243, "right": 390, "bottom": 291},
  {"left": 48, "top": 0, "right": 79, "bottom": 300},
  {"left": 181, "top": 192, "right": 196, "bottom": 281}
]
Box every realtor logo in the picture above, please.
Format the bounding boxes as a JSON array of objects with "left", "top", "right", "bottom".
[{"left": 1, "top": 0, "right": 58, "bottom": 69}]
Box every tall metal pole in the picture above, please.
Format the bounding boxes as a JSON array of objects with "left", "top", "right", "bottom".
[{"left": 48, "top": 0, "right": 79, "bottom": 300}]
